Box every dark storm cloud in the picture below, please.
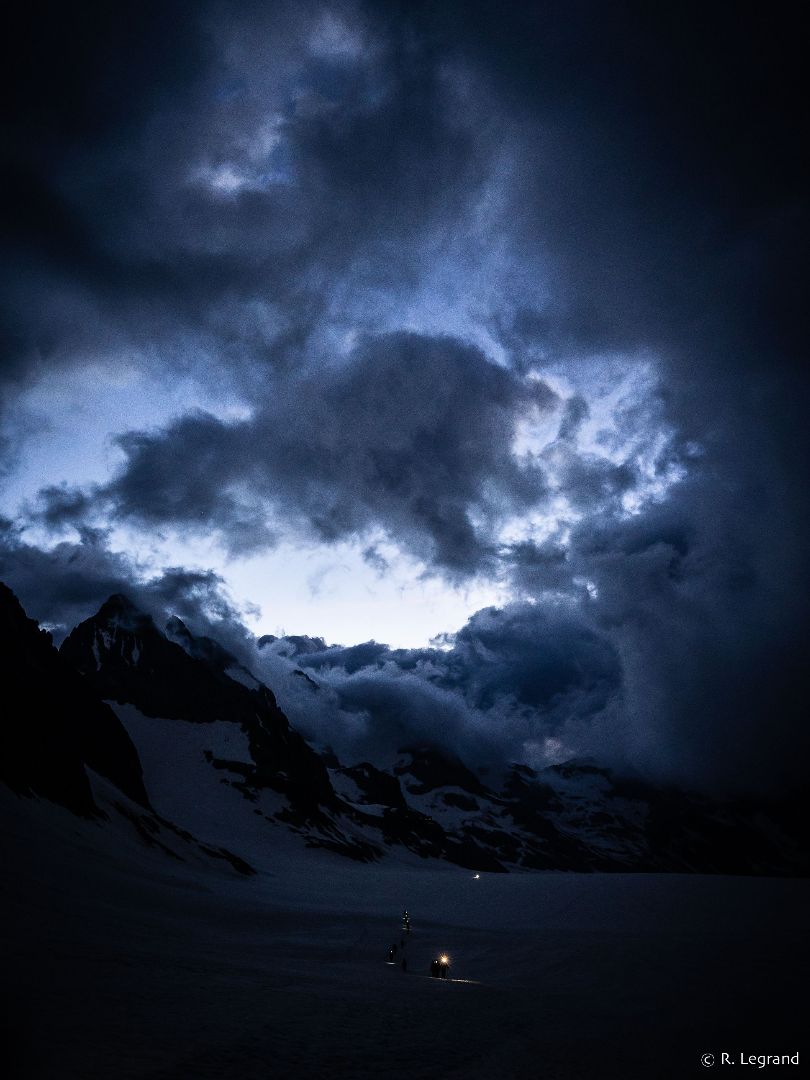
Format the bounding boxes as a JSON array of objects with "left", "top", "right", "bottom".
[
  {"left": 0, "top": 521, "right": 252, "bottom": 646},
  {"left": 2, "top": 2, "right": 807, "bottom": 794},
  {"left": 0, "top": 520, "right": 135, "bottom": 636},
  {"left": 317, "top": 671, "right": 503, "bottom": 766},
  {"left": 440, "top": 2, "right": 807, "bottom": 360},
  {"left": 288, "top": 603, "right": 619, "bottom": 718},
  {"left": 3, "top": 1, "right": 804, "bottom": 397},
  {"left": 96, "top": 332, "right": 554, "bottom": 573},
  {"left": 1, "top": 1, "right": 217, "bottom": 402},
  {"left": 30, "top": 485, "right": 96, "bottom": 530},
  {"left": 257, "top": 599, "right": 622, "bottom": 770},
  {"left": 562, "top": 469, "right": 810, "bottom": 794},
  {"left": 450, "top": 605, "right": 619, "bottom": 716},
  {"left": 280, "top": 639, "right": 394, "bottom": 675},
  {"left": 1, "top": 0, "right": 496, "bottom": 414}
]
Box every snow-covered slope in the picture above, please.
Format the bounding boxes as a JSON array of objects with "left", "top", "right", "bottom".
[{"left": 2, "top": 778, "right": 807, "bottom": 1080}]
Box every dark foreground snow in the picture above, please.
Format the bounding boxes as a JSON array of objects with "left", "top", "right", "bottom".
[{"left": 1, "top": 790, "right": 806, "bottom": 1080}]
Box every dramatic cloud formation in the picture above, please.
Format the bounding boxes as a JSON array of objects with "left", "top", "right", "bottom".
[
  {"left": 1, "top": 2, "right": 807, "bottom": 795},
  {"left": 258, "top": 601, "right": 622, "bottom": 770},
  {"left": 91, "top": 332, "right": 556, "bottom": 571}
]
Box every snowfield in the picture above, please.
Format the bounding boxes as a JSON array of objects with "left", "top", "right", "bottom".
[{"left": 1, "top": 786, "right": 806, "bottom": 1080}]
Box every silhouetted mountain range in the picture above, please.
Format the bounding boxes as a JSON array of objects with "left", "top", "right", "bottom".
[{"left": 2, "top": 583, "right": 806, "bottom": 877}]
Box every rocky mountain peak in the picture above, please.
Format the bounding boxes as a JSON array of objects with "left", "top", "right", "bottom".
[
  {"left": 94, "top": 593, "right": 154, "bottom": 632},
  {"left": 395, "top": 744, "right": 487, "bottom": 797},
  {"left": 0, "top": 582, "right": 150, "bottom": 814}
]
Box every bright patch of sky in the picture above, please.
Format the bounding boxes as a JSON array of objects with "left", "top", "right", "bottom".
[{"left": 109, "top": 527, "right": 509, "bottom": 648}]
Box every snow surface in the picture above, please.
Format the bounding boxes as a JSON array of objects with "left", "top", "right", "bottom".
[
  {"left": 404, "top": 786, "right": 482, "bottom": 831},
  {"left": 328, "top": 769, "right": 386, "bottom": 815},
  {"left": 112, "top": 704, "right": 293, "bottom": 867},
  {"left": 1, "top": 782, "right": 806, "bottom": 1080}
]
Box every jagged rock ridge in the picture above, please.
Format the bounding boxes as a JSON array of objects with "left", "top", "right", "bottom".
[
  {"left": 3, "top": 584, "right": 806, "bottom": 877},
  {"left": 0, "top": 583, "right": 149, "bottom": 816}
]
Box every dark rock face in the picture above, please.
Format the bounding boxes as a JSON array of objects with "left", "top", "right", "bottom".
[
  {"left": 336, "top": 762, "right": 407, "bottom": 810},
  {"left": 394, "top": 745, "right": 488, "bottom": 797},
  {"left": 62, "top": 597, "right": 260, "bottom": 728},
  {"left": 380, "top": 805, "right": 447, "bottom": 858},
  {"left": 488, "top": 762, "right": 810, "bottom": 876},
  {"left": 335, "top": 752, "right": 809, "bottom": 876},
  {"left": 61, "top": 596, "right": 337, "bottom": 822},
  {"left": 0, "top": 583, "right": 150, "bottom": 815}
]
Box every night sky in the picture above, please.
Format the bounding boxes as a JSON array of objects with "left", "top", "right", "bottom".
[{"left": 1, "top": 2, "right": 807, "bottom": 796}]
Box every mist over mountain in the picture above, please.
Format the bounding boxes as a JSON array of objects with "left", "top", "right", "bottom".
[{"left": 2, "top": 583, "right": 805, "bottom": 879}]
